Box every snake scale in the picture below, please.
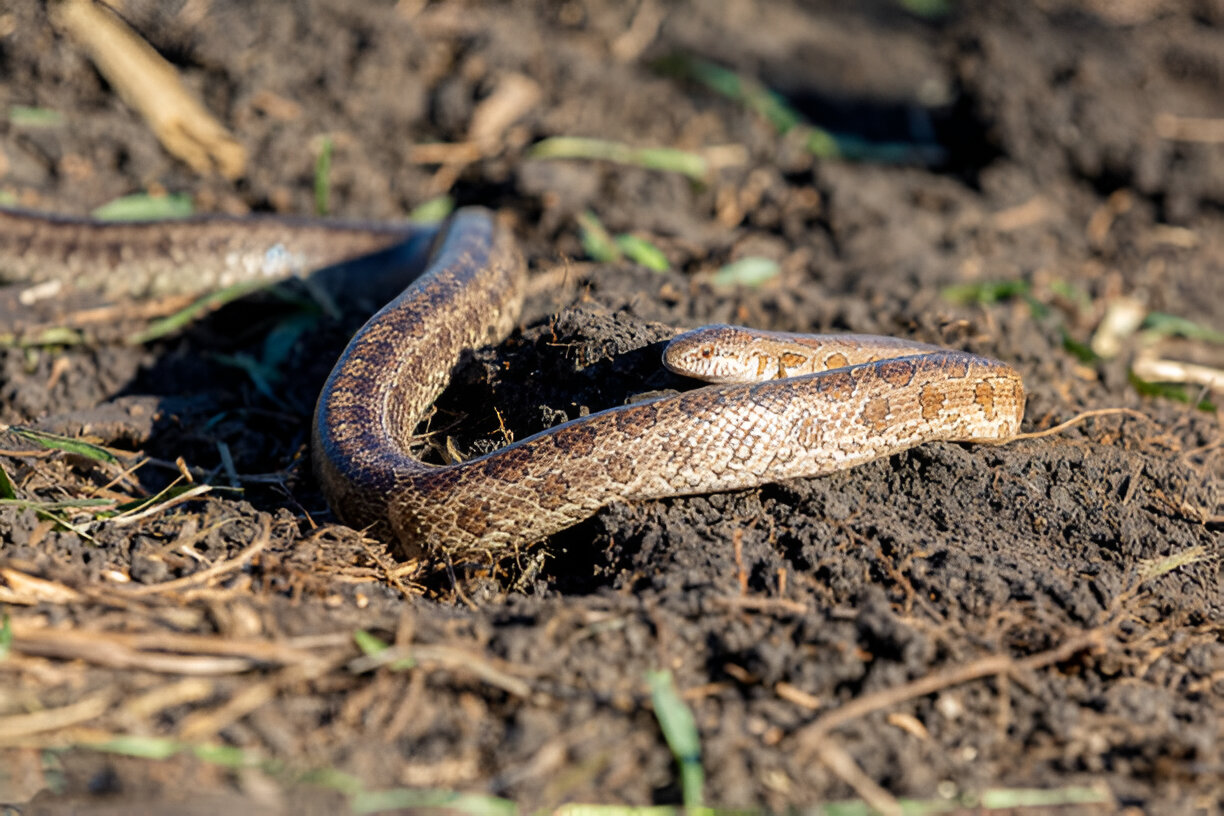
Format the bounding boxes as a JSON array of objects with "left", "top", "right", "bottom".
[{"left": 1, "top": 206, "right": 1025, "bottom": 560}]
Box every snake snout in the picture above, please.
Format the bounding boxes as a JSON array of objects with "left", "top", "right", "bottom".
[{"left": 663, "top": 324, "right": 762, "bottom": 384}]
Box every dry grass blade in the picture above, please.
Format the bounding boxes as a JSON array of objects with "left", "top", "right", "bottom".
[
  {"left": 467, "top": 72, "right": 540, "bottom": 146},
  {"left": 10, "top": 627, "right": 257, "bottom": 675},
  {"left": 0, "top": 692, "right": 114, "bottom": 742},
  {"left": 109, "top": 484, "right": 213, "bottom": 527},
  {"left": 1132, "top": 353, "right": 1224, "bottom": 392},
  {"left": 116, "top": 516, "right": 268, "bottom": 597},
  {"left": 0, "top": 568, "right": 82, "bottom": 605},
  {"left": 1137, "top": 545, "right": 1212, "bottom": 583},
  {"left": 120, "top": 678, "right": 218, "bottom": 720},
  {"left": 346, "top": 644, "right": 533, "bottom": 698},
  {"left": 1154, "top": 112, "right": 1224, "bottom": 143},
  {"left": 7, "top": 612, "right": 339, "bottom": 676},
  {"left": 51, "top": 0, "right": 246, "bottom": 178},
  {"left": 177, "top": 657, "right": 345, "bottom": 741}
]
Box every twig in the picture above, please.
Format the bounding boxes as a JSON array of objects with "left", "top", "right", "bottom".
[
  {"left": 10, "top": 627, "right": 257, "bottom": 675},
  {"left": 117, "top": 516, "right": 269, "bottom": 595},
  {"left": 812, "top": 738, "right": 902, "bottom": 816},
  {"left": 8, "top": 612, "right": 332, "bottom": 674},
  {"left": 1155, "top": 112, "right": 1224, "bottom": 143},
  {"left": 443, "top": 552, "right": 479, "bottom": 611},
  {"left": 1008, "top": 408, "right": 1153, "bottom": 442},
  {"left": 611, "top": 0, "right": 663, "bottom": 62},
  {"left": 711, "top": 595, "right": 809, "bottom": 616},
  {"left": 0, "top": 568, "right": 82, "bottom": 605},
  {"left": 356, "top": 535, "right": 416, "bottom": 598},
  {"left": 791, "top": 628, "right": 1108, "bottom": 758},
  {"left": 177, "top": 655, "right": 345, "bottom": 741},
  {"left": 0, "top": 692, "right": 114, "bottom": 742},
  {"left": 51, "top": 0, "right": 246, "bottom": 178}
]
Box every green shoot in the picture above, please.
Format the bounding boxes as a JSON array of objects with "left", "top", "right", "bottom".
[
  {"left": 646, "top": 670, "right": 704, "bottom": 808},
  {"left": 92, "top": 193, "right": 194, "bottom": 221},
  {"left": 410, "top": 195, "right": 456, "bottom": 223},
  {"left": 532, "top": 137, "right": 708, "bottom": 182},
  {"left": 711, "top": 257, "right": 780, "bottom": 289},
  {"left": 314, "top": 135, "right": 333, "bottom": 216}
]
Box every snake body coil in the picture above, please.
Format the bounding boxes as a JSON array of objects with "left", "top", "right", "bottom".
[{"left": 2, "top": 206, "right": 1025, "bottom": 560}]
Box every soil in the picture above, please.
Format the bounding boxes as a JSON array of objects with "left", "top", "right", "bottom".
[{"left": 1, "top": 1, "right": 1222, "bottom": 813}]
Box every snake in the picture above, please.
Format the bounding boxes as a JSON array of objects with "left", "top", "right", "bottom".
[{"left": 1, "top": 205, "right": 1026, "bottom": 560}]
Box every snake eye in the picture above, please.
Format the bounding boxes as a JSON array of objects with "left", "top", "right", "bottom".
[{"left": 701, "top": 347, "right": 713, "bottom": 358}]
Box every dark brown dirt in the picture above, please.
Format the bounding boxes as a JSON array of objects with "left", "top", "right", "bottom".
[{"left": 1, "top": 1, "right": 1221, "bottom": 813}]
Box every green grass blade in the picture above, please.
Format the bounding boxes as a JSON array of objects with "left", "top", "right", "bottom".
[
  {"left": 9, "top": 105, "right": 64, "bottom": 128},
  {"left": 1061, "top": 333, "right": 1099, "bottom": 364},
  {"left": 646, "top": 670, "right": 704, "bottom": 808},
  {"left": 191, "top": 743, "right": 252, "bottom": 768},
  {"left": 92, "top": 193, "right": 194, "bottom": 221},
  {"left": 615, "top": 235, "right": 670, "bottom": 272},
  {"left": 941, "top": 279, "right": 1030, "bottom": 306},
  {"left": 0, "top": 611, "right": 11, "bottom": 659},
  {"left": 1128, "top": 371, "right": 1216, "bottom": 411},
  {"left": 410, "top": 195, "right": 456, "bottom": 223},
  {"left": 711, "top": 257, "right": 780, "bottom": 289},
  {"left": 1142, "top": 312, "right": 1224, "bottom": 344},
  {"left": 314, "top": 135, "right": 333, "bottom": 216},
  {"left": 896, "top": 0, "right": 953, "bottom": 19},
  {"left": 5, "top": 327, "right": 86, "bottom": 348},
  {"left": 211, "top": 352, "right": 281, "bottom": 404},
  {"left": 664, "top": 56, "right": 801, "bottom": 134},
  {"left": 351, "top": 789, "right": 517, "bottom": 816},
  {"left": 978, "top": 785, "right": 1111, "bottom": 808},
  {"left": 261, "top": 312, "right": 317, "bottom": 371},
  {"left": 128, "top": 279, "right": 274, "bottom": 344},
  {"left": 577, "top": 211, "right": 623, "bottom": 263},
  {"left": 661, "top": 55, "right": 944, "bottom": 163},
  {"left": 353, "top": 629, "right": 390, "bottom": 656},
  {"left": 0, "top": 460, "right": 15, "bottom": 500},
  {"left": 6, "top": 426, "right": 117, "bottom": 463},
  {"left": 0, "top": 497, "right": 116, "bottom": 512},
  {"left": 532, "top": 137, "right": 707, "bottom": 182},
  {"left": 88, "top": 735, "right": 185, "bottom": 760},
  {"left": 351, "top": 630, "right": 415, "bottom": 671}
]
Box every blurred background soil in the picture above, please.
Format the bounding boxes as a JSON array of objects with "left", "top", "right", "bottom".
[{"left": 0, "top": 1, "right": 1221, "bottom": 813}]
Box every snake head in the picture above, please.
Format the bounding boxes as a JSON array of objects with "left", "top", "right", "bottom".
[{"left": 663, "top": 324, "right": 778, "bottom": 384}]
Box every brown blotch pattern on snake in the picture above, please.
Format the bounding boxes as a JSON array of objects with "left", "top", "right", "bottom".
[
  {"left": 877, "top": 359, "right": 916, "bottom": 387},
  {"left": 781, "top": 352, "right": 808, "bottom": 373},
  {"left": 817, "top": 370, "right": 856, "bottom": 401},
  {"left": 919, "top": 385, "right": 947, "bottom": 420},
  {"left": 975, "top": 381, "right": 996, "bottom": 419},
  {"left": 615, "top": 403, "right": 658, "bottom": 434},
  {"left": 860, "top": 397, "right": 892, "bottom": 432},
  {"left": 823, "top": 352, "right": 849, "bottom": 370}
]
